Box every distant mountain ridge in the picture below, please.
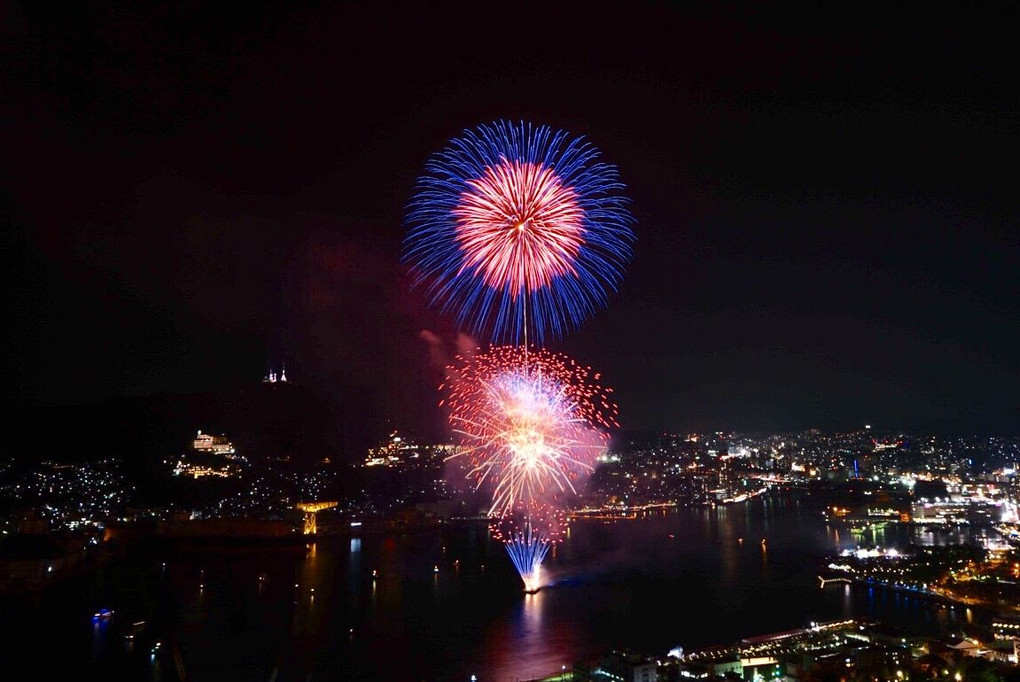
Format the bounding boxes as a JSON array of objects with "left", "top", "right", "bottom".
[{"left": 2, "top": 381, "right": 360, "bottom": 467}]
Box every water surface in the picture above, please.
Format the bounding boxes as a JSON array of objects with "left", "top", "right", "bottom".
[{"left": 4, "top": 492, "right": 983, "bottom": 681}]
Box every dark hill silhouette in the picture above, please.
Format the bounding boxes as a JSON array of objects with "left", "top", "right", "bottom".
[{"left": 2, "top": 380, "right": 362, "bottom": 469}]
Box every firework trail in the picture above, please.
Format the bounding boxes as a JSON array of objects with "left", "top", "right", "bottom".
[
  {"left": 441, "top": 346, "right": 617, "bottom": 518},
  {"left": 488, "top": 504, "right": 566, "bottom": 594},
  {"left": 403, "top": 120, "right": 635, "bottom": 344}
]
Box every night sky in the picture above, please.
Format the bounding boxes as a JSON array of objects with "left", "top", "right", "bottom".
[{"left": 4, "top": 3, "right": 1019, "bottom": 443}]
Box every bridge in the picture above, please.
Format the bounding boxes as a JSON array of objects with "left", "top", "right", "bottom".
[
  {"left": 818, "top": 576, "right": 852, "bottom": 588},
  {"left": 295, "top": 501, "right": 338, "bottom": 535}
]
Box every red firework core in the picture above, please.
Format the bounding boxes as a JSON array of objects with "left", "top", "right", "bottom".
[{"left": 454, "top": 160, "right": 584, "bottom": 297}]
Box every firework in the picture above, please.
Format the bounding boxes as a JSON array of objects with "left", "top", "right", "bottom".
[
  {"left": 403, "top": 120, "right": 635, "bottom": 344},
  {"left": 488, "top": 504, "right": 565, "bottom": 593},
  {"left": 441, "top": 346, "right": 617, "bottom": 517}
]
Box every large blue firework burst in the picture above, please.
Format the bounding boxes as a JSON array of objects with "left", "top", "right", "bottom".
[{"left": 402, "top": 120, "right": 635, "bottom": 345}]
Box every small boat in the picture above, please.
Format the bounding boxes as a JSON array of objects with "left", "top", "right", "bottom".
[{"left": 92, "top": 608, "right": 114, "bottom": 622}]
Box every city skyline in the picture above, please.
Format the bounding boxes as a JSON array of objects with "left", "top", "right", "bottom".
[{"left": 4, "top": 4, "right": 1019, "bottom": 444}]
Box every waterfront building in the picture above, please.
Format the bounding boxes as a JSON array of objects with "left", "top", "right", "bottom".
[{"left": 586, "top": 650, "right": 658, "bottom": 682}]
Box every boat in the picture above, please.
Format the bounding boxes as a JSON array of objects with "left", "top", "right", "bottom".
[{"left": 92, "top": 608, "right": 114, "bottom": 622}]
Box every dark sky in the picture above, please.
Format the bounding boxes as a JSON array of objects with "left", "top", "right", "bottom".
[{"left": 4, "top": 2, "right": 1019, "bottom": 441}]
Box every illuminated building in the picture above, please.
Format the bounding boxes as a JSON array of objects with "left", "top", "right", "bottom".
[
  {"left": 590, "top": 650, "right": 658, "bottom": 682},
  {"left": 263, "top": 364, "right": 288, "bottom": 383},
  {"left": 362, "top": 431, "right": 458, "bottom": 469},
  {"left": 193, "top": 430, "right": 235, "bottom": 455},
  {"left": 174, "top": 431, "right": 247, "bottom": 479}
]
